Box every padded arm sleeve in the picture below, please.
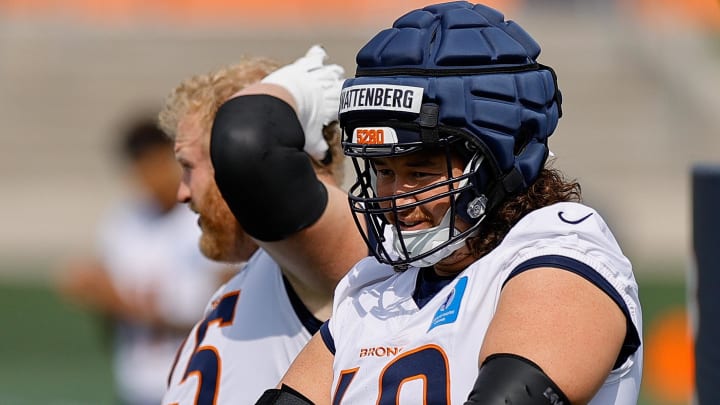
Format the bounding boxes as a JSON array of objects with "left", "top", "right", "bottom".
[
  {"left": 211, "top": 95, "right": 328, "bottom": 242},
  {"left": 255, "top": 384, "right": 314, "bottom": 405},
  {"left": 465, "top": 353, "right": 570, "bottom": 405}
]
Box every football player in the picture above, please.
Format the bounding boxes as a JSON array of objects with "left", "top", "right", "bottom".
[
  {"left": 262, "top": 2, "right": 643, "bottom": 404},
  {"left": 160, "top": 48, "right": 368, "bottom": 404}
]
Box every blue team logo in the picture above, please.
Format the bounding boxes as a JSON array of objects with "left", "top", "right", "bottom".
[{"left": 428, "top": 276, "right": 468, "bottom": 332}]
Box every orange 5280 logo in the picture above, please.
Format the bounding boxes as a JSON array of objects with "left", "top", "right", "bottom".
[{"left": 355, "top": 128, "right": 385, "bottom": 145}]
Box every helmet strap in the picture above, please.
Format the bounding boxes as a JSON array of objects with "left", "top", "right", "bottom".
[
  {"left": 485, "top": 166, "right": 525, "bottom": 212},
  {"left": 419, "top": 103, "right": 440, "bottom": 144}
]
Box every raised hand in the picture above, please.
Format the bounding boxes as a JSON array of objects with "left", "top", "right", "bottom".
[{"left": 261, "top": 45, "right": 345, "bottom": 161}]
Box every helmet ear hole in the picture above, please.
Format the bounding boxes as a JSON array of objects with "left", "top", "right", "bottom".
[{"left": 514, "top": 121, "right": 537, "bottom": 156}]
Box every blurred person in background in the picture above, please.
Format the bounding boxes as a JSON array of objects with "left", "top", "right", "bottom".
[
  {"left": 58, "top": 116, "right": 227, "bottom": 405},
  {"left": 159, "top": 46, "right": 367, "bottom": 405}
]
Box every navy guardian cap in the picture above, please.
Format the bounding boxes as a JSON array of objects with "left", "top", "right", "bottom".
[{"left": 341, "top": 1, "right": 562, "bottom": 268}]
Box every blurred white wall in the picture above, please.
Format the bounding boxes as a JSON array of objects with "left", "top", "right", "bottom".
[{"left": 0, "top": 2, "right": 718, "bottom": 280}]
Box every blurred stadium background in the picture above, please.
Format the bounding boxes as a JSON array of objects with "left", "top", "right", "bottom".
[{"left": 0, "top": 0, "right": 718, "bottom": 403}]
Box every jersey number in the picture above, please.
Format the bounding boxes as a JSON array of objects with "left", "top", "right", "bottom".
[
  {"left": 169, "top": 290, "right": 240, "bottom": 405},
  {"left": 333, "top": 344, "right": 450, "bottom": 405}
]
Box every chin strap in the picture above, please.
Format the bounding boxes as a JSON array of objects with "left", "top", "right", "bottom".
[{"left": 391, "top": 210, "right": 478, "bottom": 268}]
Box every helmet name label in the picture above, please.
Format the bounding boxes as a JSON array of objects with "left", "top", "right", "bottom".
[
  {"left": 352, "top": 127, "right": 398, "bottom": 144},
  {"left": 340, "top": 84, "right": 423, "bottom": 114}
]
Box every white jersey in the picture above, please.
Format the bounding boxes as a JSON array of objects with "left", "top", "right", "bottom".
[
  {"left": 98, "top": 200, "right": 222, "bottom": 405},
  {"left": 162, "top": 249, "right": 318, "bottom": 405},
  {"left": 324, "top": 202, "right": 642, "bottom": 404}
]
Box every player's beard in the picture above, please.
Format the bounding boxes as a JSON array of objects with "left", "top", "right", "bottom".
[{"left": 195, "top": 182, "right": 257, "bottom": 263}]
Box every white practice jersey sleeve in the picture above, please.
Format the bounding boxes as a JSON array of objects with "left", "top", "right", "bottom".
[
  {"left": 162, "top": 249, "right": 319, "bottom": 405},
  {"left": 323, "top": 202, "right": 642, "bottom": 405}
]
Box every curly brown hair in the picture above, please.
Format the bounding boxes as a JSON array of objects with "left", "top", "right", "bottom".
[{"left": 466, "top": 165, "right": 582, "bottom": 258}]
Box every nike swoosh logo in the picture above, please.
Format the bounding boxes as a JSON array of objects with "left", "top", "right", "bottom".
[{"left": 558, "top": 211, "right": 593, "bottom": 225}]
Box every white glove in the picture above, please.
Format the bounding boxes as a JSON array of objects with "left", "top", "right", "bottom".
[{"left": 261, "top": 45, "right": 345, "bottom": 161}]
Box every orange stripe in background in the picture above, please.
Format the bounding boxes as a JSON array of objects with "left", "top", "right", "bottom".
[
  {"left": 625, "top": 0, "right": 720, "bottom": 28},
  {"left": 0, "top": 0, "right": 519, "bottom": 27},
  {"left": 0, "top": 0, "right": 720, "bottom": 28},
  {"left": 3, "top": 1, "right": 716, "bottom": 29}
]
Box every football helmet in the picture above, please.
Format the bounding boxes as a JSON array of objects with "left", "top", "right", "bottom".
[{"left": 340, "top": 1, "right": 562, "bottom": 269}]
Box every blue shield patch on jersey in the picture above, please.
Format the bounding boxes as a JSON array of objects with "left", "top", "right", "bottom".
[{"left": 428, "top": 276, "right": 468, "bottom": 332}]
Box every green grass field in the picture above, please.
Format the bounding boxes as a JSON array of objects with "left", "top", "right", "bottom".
[
  {"left": 0, "top": 282, "right": 115, "bottom": 404},
  {"left": 0, "top": 274, "right": 690, "bottom": 405}
]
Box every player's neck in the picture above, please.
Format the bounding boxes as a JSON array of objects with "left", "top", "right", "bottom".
[
  {"left": 282, "top": 268, "right": 333, "bottom": 321},
  {"left": 433, "top": 246, "right": 475, "bottom": 276}
]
